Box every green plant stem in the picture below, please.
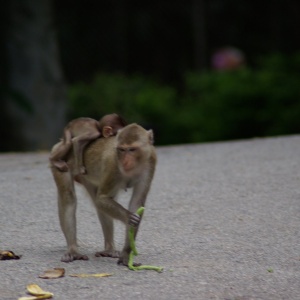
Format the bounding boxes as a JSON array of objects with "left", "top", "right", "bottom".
[{"left": 128, "top": 207, "right": 163, "bottom": 272}]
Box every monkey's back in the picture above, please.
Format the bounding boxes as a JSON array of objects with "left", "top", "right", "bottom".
[{"left": 82, "top": 136, "right": 118, "bottom": 184}]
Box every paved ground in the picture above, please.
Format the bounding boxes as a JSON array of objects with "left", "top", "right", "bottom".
[{"left": 0, "top": 135, "right": 299, "bottom": 300}]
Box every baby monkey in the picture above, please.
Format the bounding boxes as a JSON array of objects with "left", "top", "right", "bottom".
[{"left": 50, "top": 113, "right": 126, "bottom": 174}]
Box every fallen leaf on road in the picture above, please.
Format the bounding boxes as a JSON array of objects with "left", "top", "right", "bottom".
[
  {"left": 18, "top": 284, "right": 53, "bottom": 300},
  {"left": 0, "top": 250, "right": 21, "bottom": 260},
  {"left": 39, "top": 268, "right": 65, "bottom": 279},
  {"left": 18, "top": 296, "right": 52, "bottom": 300},
  {"left": 69, "top": 273, "right": 113, "bottom": 278},
  {"left": 26, "top": 284, "right": 52, "bottom": 296}
]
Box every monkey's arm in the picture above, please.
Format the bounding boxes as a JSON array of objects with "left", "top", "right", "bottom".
[
  {"left": 118, "top": 168, "right": 155, "bottom": 265},
  {"left": 95, "top": 173, "right": 141, "bottom": 227},
  {"left": 95, "top": 193, "right": 141, "bottom": 226},
  {"left": 128, "top": 157, "right": 156, "bottom": 214}
]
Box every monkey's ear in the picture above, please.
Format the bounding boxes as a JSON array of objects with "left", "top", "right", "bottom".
[
  {"left": 148, "top": 129, "right": 154, "bottom": 144},
  {"left": 102, "top": 126, "right": 113, "bottom": 138}
]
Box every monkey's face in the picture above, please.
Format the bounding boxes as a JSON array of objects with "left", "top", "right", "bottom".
[
  {"left": 116, "top": 144, "right": 143, "bottom": 175},
  {"left": 116, "top": 123, "right": 154, "bottom": 176}
]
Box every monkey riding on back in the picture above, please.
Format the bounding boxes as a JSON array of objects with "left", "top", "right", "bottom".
[{"left": 49, "top": 113, "right": 126, "bottom": 175}]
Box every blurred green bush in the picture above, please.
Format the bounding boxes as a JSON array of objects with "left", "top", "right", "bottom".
[
  {"left": 68, "top": 53, "right": 300, "bottom": 145},
  {"left": 68, "top": 73, "right": 177, "bottom": 144}
]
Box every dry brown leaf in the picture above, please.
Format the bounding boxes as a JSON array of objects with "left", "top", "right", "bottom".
[
  {"left": 69, "top": 273, "right": 113, "bottom": 278},
  {"left": 18, "top": 284, "right": 53, "bottom": 300},
  {"left": 26, "top": 284, "right": 53, "bottom": 297},
  {"left": 35, "top": 295, "right": 53, "bottom": 300},
  {"left": 18, "top": 295, "right": 52, "bottom": 300},
  {"left": 39, "top": 267, "right": 65, "bottom": 279},
  {"left": 0, "top": 250, "right": 21, "bottom": 260}
]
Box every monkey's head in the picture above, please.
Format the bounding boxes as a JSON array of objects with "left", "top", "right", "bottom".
[
  {"left": 116, "top": 123, "right": 154, "bottom": 174},
  {"left": 99, "top": 113, "right": 127, "bottom": 138}
]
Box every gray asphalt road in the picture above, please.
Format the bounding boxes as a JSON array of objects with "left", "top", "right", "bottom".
[{"left": 0, "top": 135, "right": 299, "bottom": 300}]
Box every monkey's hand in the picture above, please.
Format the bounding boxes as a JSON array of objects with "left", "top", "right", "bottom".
[{"left": 128, "top": 213, "right": 141, "bottom": 227}]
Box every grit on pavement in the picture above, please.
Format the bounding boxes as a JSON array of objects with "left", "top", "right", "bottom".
[{"left": 0, "top": 135, "right": 299, "bottom": 300}]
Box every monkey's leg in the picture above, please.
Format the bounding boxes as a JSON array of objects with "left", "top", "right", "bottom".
[
  {"left": 51, "top": 168, "right": 88, "bottom": 262},
  {"left": 92, "top": 192, "right": 140, "bottom": 265},
  {"left": 79, "top": 177, "right": 120, "bottom": 258},
  {"left": 49, "top": 130, "right": 73, "bottom": 171},
  {"left": 72, "top": 132, "right": 101, "bottom": 175},
  {"left": 49, "top": 141, "right": 72, "bottom": 171},
  {"left": 95, "top": 211, "right": 120, "bottom": 258}
]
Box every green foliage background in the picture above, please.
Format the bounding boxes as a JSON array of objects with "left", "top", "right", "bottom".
[{"left": 68, "top": 53, "right": 300, "bottom": 145}]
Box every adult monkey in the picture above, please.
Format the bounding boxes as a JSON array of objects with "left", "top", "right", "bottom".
[{"left": 50, "top": 123, "right": 156, "bottom": 265}]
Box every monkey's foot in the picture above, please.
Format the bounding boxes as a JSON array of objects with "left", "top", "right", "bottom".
[
  {"left": 61, "top": 252, "right": 89, "bottom": 263},
  {"left": 95, "top": 250, "right": 120, "bottom": 258},
  {"left": 53, "top": 160, "right": 69, "bottom": 172},
  {"left": 117, "top": 257, "right": 141, "bottom": 267}
]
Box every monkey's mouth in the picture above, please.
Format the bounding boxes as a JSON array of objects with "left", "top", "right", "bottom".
[{"left": 123, "top": 166, "right": 134, "bottom": 172}]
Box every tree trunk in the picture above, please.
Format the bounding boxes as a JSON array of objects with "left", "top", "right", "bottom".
[{"left": 6, "top": 0, "right": 66, "bottom": 151}]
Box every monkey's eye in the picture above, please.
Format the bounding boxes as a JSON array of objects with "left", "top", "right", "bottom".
[
  {"left": 117, "top": 147, "right": 126, "bottom": 153},
  {"left": 128, "top": 148, "right": 137, "bottom": 152}
]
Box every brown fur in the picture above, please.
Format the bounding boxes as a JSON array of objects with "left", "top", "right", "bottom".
[{"left": 50, "top": 123, "right": 156, "bottom": 265}]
